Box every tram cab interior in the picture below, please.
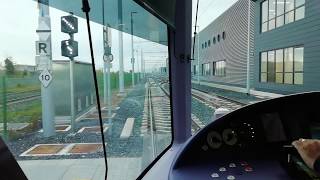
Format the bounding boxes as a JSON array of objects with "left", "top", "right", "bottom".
[{"left": 0, "top": 0, "right": 320, "bottom": 179}]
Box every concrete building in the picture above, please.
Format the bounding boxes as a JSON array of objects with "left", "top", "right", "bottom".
[
  {"left": 193, "top": 0, "right": 320, "bottom": 95},
  {"left": 14, "top": 64, "right": 36, "bottom": 73},
  {"left": 252, "top": 0, "right": 320, "bottom": 94},
  {"left": 192, "top": 0, "right": 254, "bottom": 88}
]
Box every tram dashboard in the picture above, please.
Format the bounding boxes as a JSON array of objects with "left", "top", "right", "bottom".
[{"left": 170, "top": 92, "right": 320, "bottom": 180}]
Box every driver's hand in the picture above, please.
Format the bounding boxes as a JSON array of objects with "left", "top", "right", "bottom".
[{"left": 292, "top": 139, "right": 320, "bottom": 169}]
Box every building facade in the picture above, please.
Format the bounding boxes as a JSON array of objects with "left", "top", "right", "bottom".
[
  {"left": 253, "top": 0, "right": 320, "bottom": 94},
  {"left": 192, "top": 0, "right": 254, "bottom": 88},
  {"left": 14, "top": 64, "right": 36, "bottom": 73}
]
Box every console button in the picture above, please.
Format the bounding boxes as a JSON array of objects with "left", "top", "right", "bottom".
[
  {"left": 211, "top": 173, "right": 219, "bottom": 178},
  {"left": 240, "top": 161, "right": 248, "bottom": 166},
  {"left": 244, "top": 166, "right": 253, "bottom": 172},
  {"left": 229, "top": 163, "right": 236, "bottom": 168},
  {"left": 227, "top": 175, "right": 236, "bottom": 180},
  {"left": 219, "top": 167, "right": 226, "bottom": 172}
]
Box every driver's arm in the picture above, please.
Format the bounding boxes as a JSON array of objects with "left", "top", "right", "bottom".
[{"left": 292, "top": 139, "right": 320, "bottom": 172}]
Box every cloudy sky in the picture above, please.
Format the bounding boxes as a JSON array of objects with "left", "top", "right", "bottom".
[
  {"left": 0, "top": 0, "right": 237, "bottom": 72},
  {"left": 192, "top": 0, "right": 238, "bottom": 31}
]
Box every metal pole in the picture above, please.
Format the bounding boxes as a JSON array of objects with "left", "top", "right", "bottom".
[
  {"left": 38, "top": 1, "right": 55, "bottom": 137},
  {"left": 103, "top": 61, "right": 107, "bottom": 104},
  {"left": 139, "top": 50, "right": 142, "bottom": 80},
  {"left": 107, "top": 61, "right": 112, "bottom": 136},
  {"left": 197, "top": 26, "right": 200, "bottom": 84},
  {"left": 102, "top": 1, "right": 106, "bottom": 107},
  {"left": 246, "top": 0, "right": 251, "bottom": 95},
  {"left": 70, "top": 33, "right": 76, "bottom": 133},
  {"left": 102, "top": 0, "right": 113, "bottom": 134},
  {"left": 2, "top": 76, "right": 8, "bottom": 140},
  {"left": 141, "top": 50, "right": 145, "bottom": 79},
  {"left": 102, "top": 5, "right": 107, "bottom": 104},
  {"left": 136, "top": 50, "right": 140, "bottom": 83},
  {"left": 131, "top": 12, "right": 136, "bottom": 87},
  {"left": 118, "top": 0, "right": 125, "bottom": 94}
]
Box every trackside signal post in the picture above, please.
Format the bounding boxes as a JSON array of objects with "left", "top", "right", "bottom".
[
  {"left": 36, "top": 0, "right": 55, "bottom": 137},
  {"left": 130, "top": 12, "right": 137, "bottom": 87},
  {"left": 118, "top": 0, "right": 125, "bottom": 95},
  {"left": 61, "top": 13, "right": 78, "bottom": 133},
  {"left": 103, "top": 26, "right": 113, "bottom": 135},
  {"left": 102, "top": 0, "right": 113, "bottom": 134}
]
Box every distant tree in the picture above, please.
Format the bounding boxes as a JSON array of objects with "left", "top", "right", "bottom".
[
  {"left": 4, "top": 57, "right": 14, "bottom": 75},
  {"left": 23, "top": 70, "right": 28, "bottom": 76}
]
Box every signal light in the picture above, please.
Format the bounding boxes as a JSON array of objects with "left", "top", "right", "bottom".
[
  {"left": 61, "top": 15, "right": 78, "bottom": 34},
  {"left": 61, "top": 40, "right": 78, "bottom": 58}
]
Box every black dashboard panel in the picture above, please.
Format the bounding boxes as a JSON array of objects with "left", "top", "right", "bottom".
[
  {"left": 170, "top": 92, "right": 320, "bottom": 180},
  {"left": 0, "top": 137, "right": 27, "bottom": 180}
]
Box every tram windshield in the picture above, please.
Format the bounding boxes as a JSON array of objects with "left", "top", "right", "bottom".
[
  {"left": 0, "top": 0, "right": 319, "bottom": 179},
  {"left": 0, "top": 0, "right": 170, "bottom": 179}
]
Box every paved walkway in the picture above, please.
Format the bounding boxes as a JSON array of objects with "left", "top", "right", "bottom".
[
  {"left": 19, "top": 158, "right": 141, "bottom": 180},
  {"left": 192, "top": 80, "right": 283, "bottom": 98}
]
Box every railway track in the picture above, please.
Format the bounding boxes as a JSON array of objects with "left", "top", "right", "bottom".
[
  {"left": 141, "top": 79, "right": 171, "bottom": 134},
  {"left": 192, "top": 88, "right": 246, "bottom": 111},
  {"left": 141, "top": 78, "right": 253, "bottom": 135},
  {"left": 0, "top": 90, "right": 41, "bottom": 107},
  {"left": 141, "top": 79, "right": 205, "bottom": 134}
]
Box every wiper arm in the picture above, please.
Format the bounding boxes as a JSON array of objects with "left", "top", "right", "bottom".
[
  {"left": 82, "top": 0, "right": 108, "bottom": 179},
  {"left": 192, "top": 0, "right": 200, "bottom": 60}
]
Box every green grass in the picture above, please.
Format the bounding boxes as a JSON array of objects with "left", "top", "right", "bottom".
[
  {"left": 0, "top": 100, "right": 41, "bottom": 124},
  {"left": 6, "top": 84, "right": 40, "bottom": 93},
  {"left": 0, "top": 100, "right": 41, "bottom": 140}
]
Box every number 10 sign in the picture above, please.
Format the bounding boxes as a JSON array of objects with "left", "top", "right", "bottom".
[{"left": 39, "top": 69, "right": 53, "bottom": 88}]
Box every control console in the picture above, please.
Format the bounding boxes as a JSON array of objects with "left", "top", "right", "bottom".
[{"left": 170, "top": 92, "right": 320, "bottom": 180}]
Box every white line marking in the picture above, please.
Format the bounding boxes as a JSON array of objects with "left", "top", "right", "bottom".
[{"left": 120, "top": 118, "right": 135, "bottom": 139}]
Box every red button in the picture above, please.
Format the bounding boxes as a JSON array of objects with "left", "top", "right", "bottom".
[{"left": 244, "top": 166, "right": 253, "bottom": 172}]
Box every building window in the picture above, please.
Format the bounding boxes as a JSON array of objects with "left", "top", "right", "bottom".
[
  {"left": 261, "top": 0, "right": 305, "bottom": 33},
  {"left": 260, "top": 46, "right": 304, "bottom": 85},
  {"left": 202, "top": 63, "right": 211, "bottom": 76},
  {"left": 267, "top": 50, "right": 276, "bottom": 82},
  {"left": 205, "top": 42, "right": 207, "bottom": 48},
  {"left": 213, "top": 60, "right": 226, "bottom": 77},
  {"left": 275, "top": 49, "right": 284, "bottom": 83},
  {"left": 260, "top": 52, "right": 268, "bottom": 82},
  {"left": 213, "top": 37, "right": 216, "bottom": 44},
  {"left": 222, "top": 32, "right": 226, "bottom": 40},
  {"left": 202, "top": 43, "right": 204, "bottom": 49},
  {"left": 217, "top": 34, "right": 220, "bottom": 42},
  {"left": 294, "top": 47, "right": 304, "bottom": 84},
  {"left": 193, "top": 65, "right": 199, "bottom": 75},
  {"left": 284, "top": 47, "right": 294, "bottom": 84},
  {"left": 261, "top": 1, "right": 268, "bottom": 32},
  {"left": 208, "top": 40, "right": 211, "bottom": 47}
]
